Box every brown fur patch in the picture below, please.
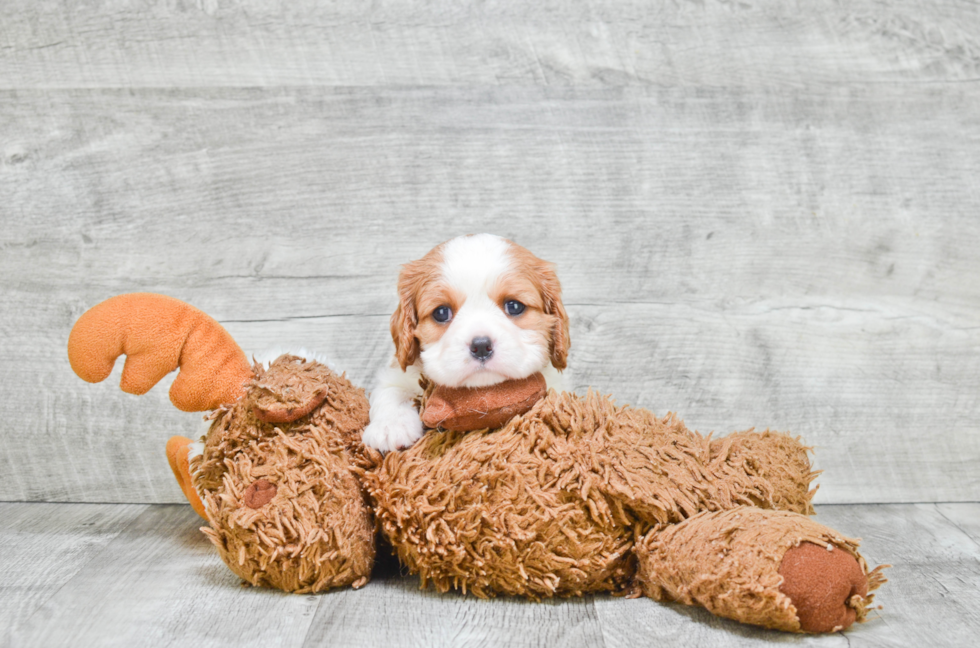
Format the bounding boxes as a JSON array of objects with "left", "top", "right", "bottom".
[
  {"left": 390, "top": 244, "right": 446, "bottom": 370},
  {"left": 504, "top": 242, "right": 569, "bottom": 369}
]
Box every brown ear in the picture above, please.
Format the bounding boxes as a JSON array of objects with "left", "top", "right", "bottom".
[
  {"left": 538, "top": 262, "right": 570, "bottom": 370},
  {"left": 390, "top": 261, "right": 424, "bottom": 370}
]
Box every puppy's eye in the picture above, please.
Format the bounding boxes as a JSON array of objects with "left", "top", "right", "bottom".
[
  {"left": 432, "top": 305, "right": 453, "bottom": 323},
  {"left": 504, "top": 300, "right": 526, "bottom": 316}
]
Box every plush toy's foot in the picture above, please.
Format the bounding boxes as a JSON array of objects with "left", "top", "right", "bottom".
[
  {"left": 635, "top": 507, "right": 887, "bottom": 633},
  {"left": 779, "top": 540, "right": 871, "bottom": 632},
  {"left": 166, "top": 436, "right": 207, "bottom": 520}
]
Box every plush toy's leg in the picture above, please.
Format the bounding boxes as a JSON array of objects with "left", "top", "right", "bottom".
[
  {"left": 634, "top": 507, "right": 887, "bottom": 633},
  {"left": 585, "top": 423, "right": 817, "bottom": 524},
  {"left": 165, "top": 436, "right": 207, "bottom": 520},
  {"left": 707, "top": 430, "right": 818, "bottom": 515}
]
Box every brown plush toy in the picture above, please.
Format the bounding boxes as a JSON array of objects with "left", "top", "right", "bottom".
[
  {"left": 366, "top": 381, "right": 887, "bottom": 633},
  {"left": 69, "top": 294, "right": 887, "bottom": 633},
  {"left": 69, "top": 293, "right": 378, "bottom": 592}
]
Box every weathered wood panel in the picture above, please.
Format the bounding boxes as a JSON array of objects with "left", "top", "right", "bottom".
[
  {"left": 9, "top": 505, "right": 322, "bottom": 648},
  {"left": 936, "top": 502, "right": 980, "bottom": 542},
  {"left": 1, "top": 1, "right": 978, "bottom": 89},
  {"left": 1, "top": 83, "right": 978, "bottom": 503},
  {"left": 5, "top": 503, "right": 977, "bottom": 647},
  {"left": 308, "top": 577, "right": 604, "bottom": 648},
  {"left": 0, "top": 503, "right": 148, "bottom": 647}
]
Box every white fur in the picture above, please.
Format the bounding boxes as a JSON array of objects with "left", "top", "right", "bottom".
[
  {"left": 362, "top": 234, "right": 562, "bottom": 453},
  {"left": 360, "top": 362, "right": 425, "bottom": 453}
]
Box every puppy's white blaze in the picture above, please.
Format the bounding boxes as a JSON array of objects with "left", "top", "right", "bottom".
[{"left": 440, "top": 233, "right": 513, "bottom": 296}]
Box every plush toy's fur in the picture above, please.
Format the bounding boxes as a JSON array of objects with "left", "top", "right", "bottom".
[
  {"left": 638, "top": 508, "right": 887, "bottom": 632},
  {"left": 68, "top": 294, "right": 887, "bottom": 634},
  {"left": 377, "top": 384, "right": 816, "bottom": 594},
  {"left": 368, "top": 383, "right": 886, "bottom": 631},
  {"left": 193, "top": 356, "right": 376, "bottom": 593}
]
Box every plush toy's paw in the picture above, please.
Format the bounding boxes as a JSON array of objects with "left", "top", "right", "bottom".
[
  {"left": 779, "top": 542, "right": 871, "bottom": 633},
  {"left": 362, "top": 402, "right": 425, "bottom": 452},
  {"left": 634, "top": 507, "right": 887, "bottom": 633}
]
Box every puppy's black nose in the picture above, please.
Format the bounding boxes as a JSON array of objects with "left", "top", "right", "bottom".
[{"left": 469, "top": 336, "right": 493, "bottom": 360}]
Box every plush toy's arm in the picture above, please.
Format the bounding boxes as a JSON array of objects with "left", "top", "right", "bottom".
[{"left": 67, "top": 293, "right": 254, "bottom": 411}]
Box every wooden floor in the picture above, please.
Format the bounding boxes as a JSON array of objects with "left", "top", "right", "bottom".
[{"left": 2, "top": 501, "right": 978, "bottom": 648}]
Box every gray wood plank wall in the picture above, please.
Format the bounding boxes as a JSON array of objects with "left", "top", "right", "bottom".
[{"left": 1, "top": 0, "right": 978, "bottom": 505}]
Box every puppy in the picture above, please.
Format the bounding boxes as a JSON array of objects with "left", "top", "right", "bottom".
[{"left": 361, "top": 234, "right": 569, "bottom": 452}]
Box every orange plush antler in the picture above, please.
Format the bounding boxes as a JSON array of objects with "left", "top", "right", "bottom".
[{"left": 68, "top": 293, "right": 254, "bottom": 411}]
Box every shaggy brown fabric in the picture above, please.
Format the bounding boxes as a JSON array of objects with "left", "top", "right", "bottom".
[
  {"left": 365, "top": 389, "right": 818, "bottom": 599},
  {"left": 192, "top": 355, "right": 376, "bottom": 593},
  {"left": 707, "top": 431, "right": 818, "bottom": 516},
  {"left": 420, "top": 372, "right": 548, "bottom": 432},
  {"left": 635, "top": 507, "right": 887, "bottom": 633}
]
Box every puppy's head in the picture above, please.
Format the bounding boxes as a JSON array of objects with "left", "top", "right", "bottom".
[{"left": 390, "top": 234, "right": 569, "bottom": 388}]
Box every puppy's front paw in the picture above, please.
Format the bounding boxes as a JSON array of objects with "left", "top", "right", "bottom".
[{"left": 362, "top": 404, "right": 425, "bottom": 453}]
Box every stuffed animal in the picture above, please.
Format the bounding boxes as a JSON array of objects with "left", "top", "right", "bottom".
[
  {"left": 68, "top": 293, "right": 377, "bottom": 593},
  {"left": 68, "top": 293, "right": 886, "bottom": 634}
]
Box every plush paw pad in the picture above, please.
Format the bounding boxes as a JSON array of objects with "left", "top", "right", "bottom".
[
  {"left": 244, "top": 479, "right": 277, "bottom": 509},
  {"left": 779, "top": 541, "right": 869, "bottom": 633}
]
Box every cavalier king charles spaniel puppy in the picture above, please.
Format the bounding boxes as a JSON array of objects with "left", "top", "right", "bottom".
[{"left": 361, "top": 234, "right": 569, "bottom": 452}]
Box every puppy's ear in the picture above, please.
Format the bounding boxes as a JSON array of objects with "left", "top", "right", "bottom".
[
  {"left": 538, "top": 262, "right": 570, "bottom": 370},
  {"left": 390, "top": 260, "right": 425, "bottom": 370}
]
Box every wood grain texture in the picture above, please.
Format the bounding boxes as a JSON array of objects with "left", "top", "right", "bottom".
[
  {"left": 0, "top": 503, "right": 148, "bottom": 647},
  {"left": 9, "top": 505, "right": 322, "bottom": 648},
  {"left": 307, "top": 576, "right": 604, "bottom": 648},
  {"left": 4, "top": 503, "right": 978, "bottom": 647},
  {"left": 2, "top": 80, "right": 978, "bottom": 503},
  {"left": 936, "top": 502, "right": 980, "bottom": 542},
  {"left": 1, "top": 0, "right": 979, "bottom": 89}
]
